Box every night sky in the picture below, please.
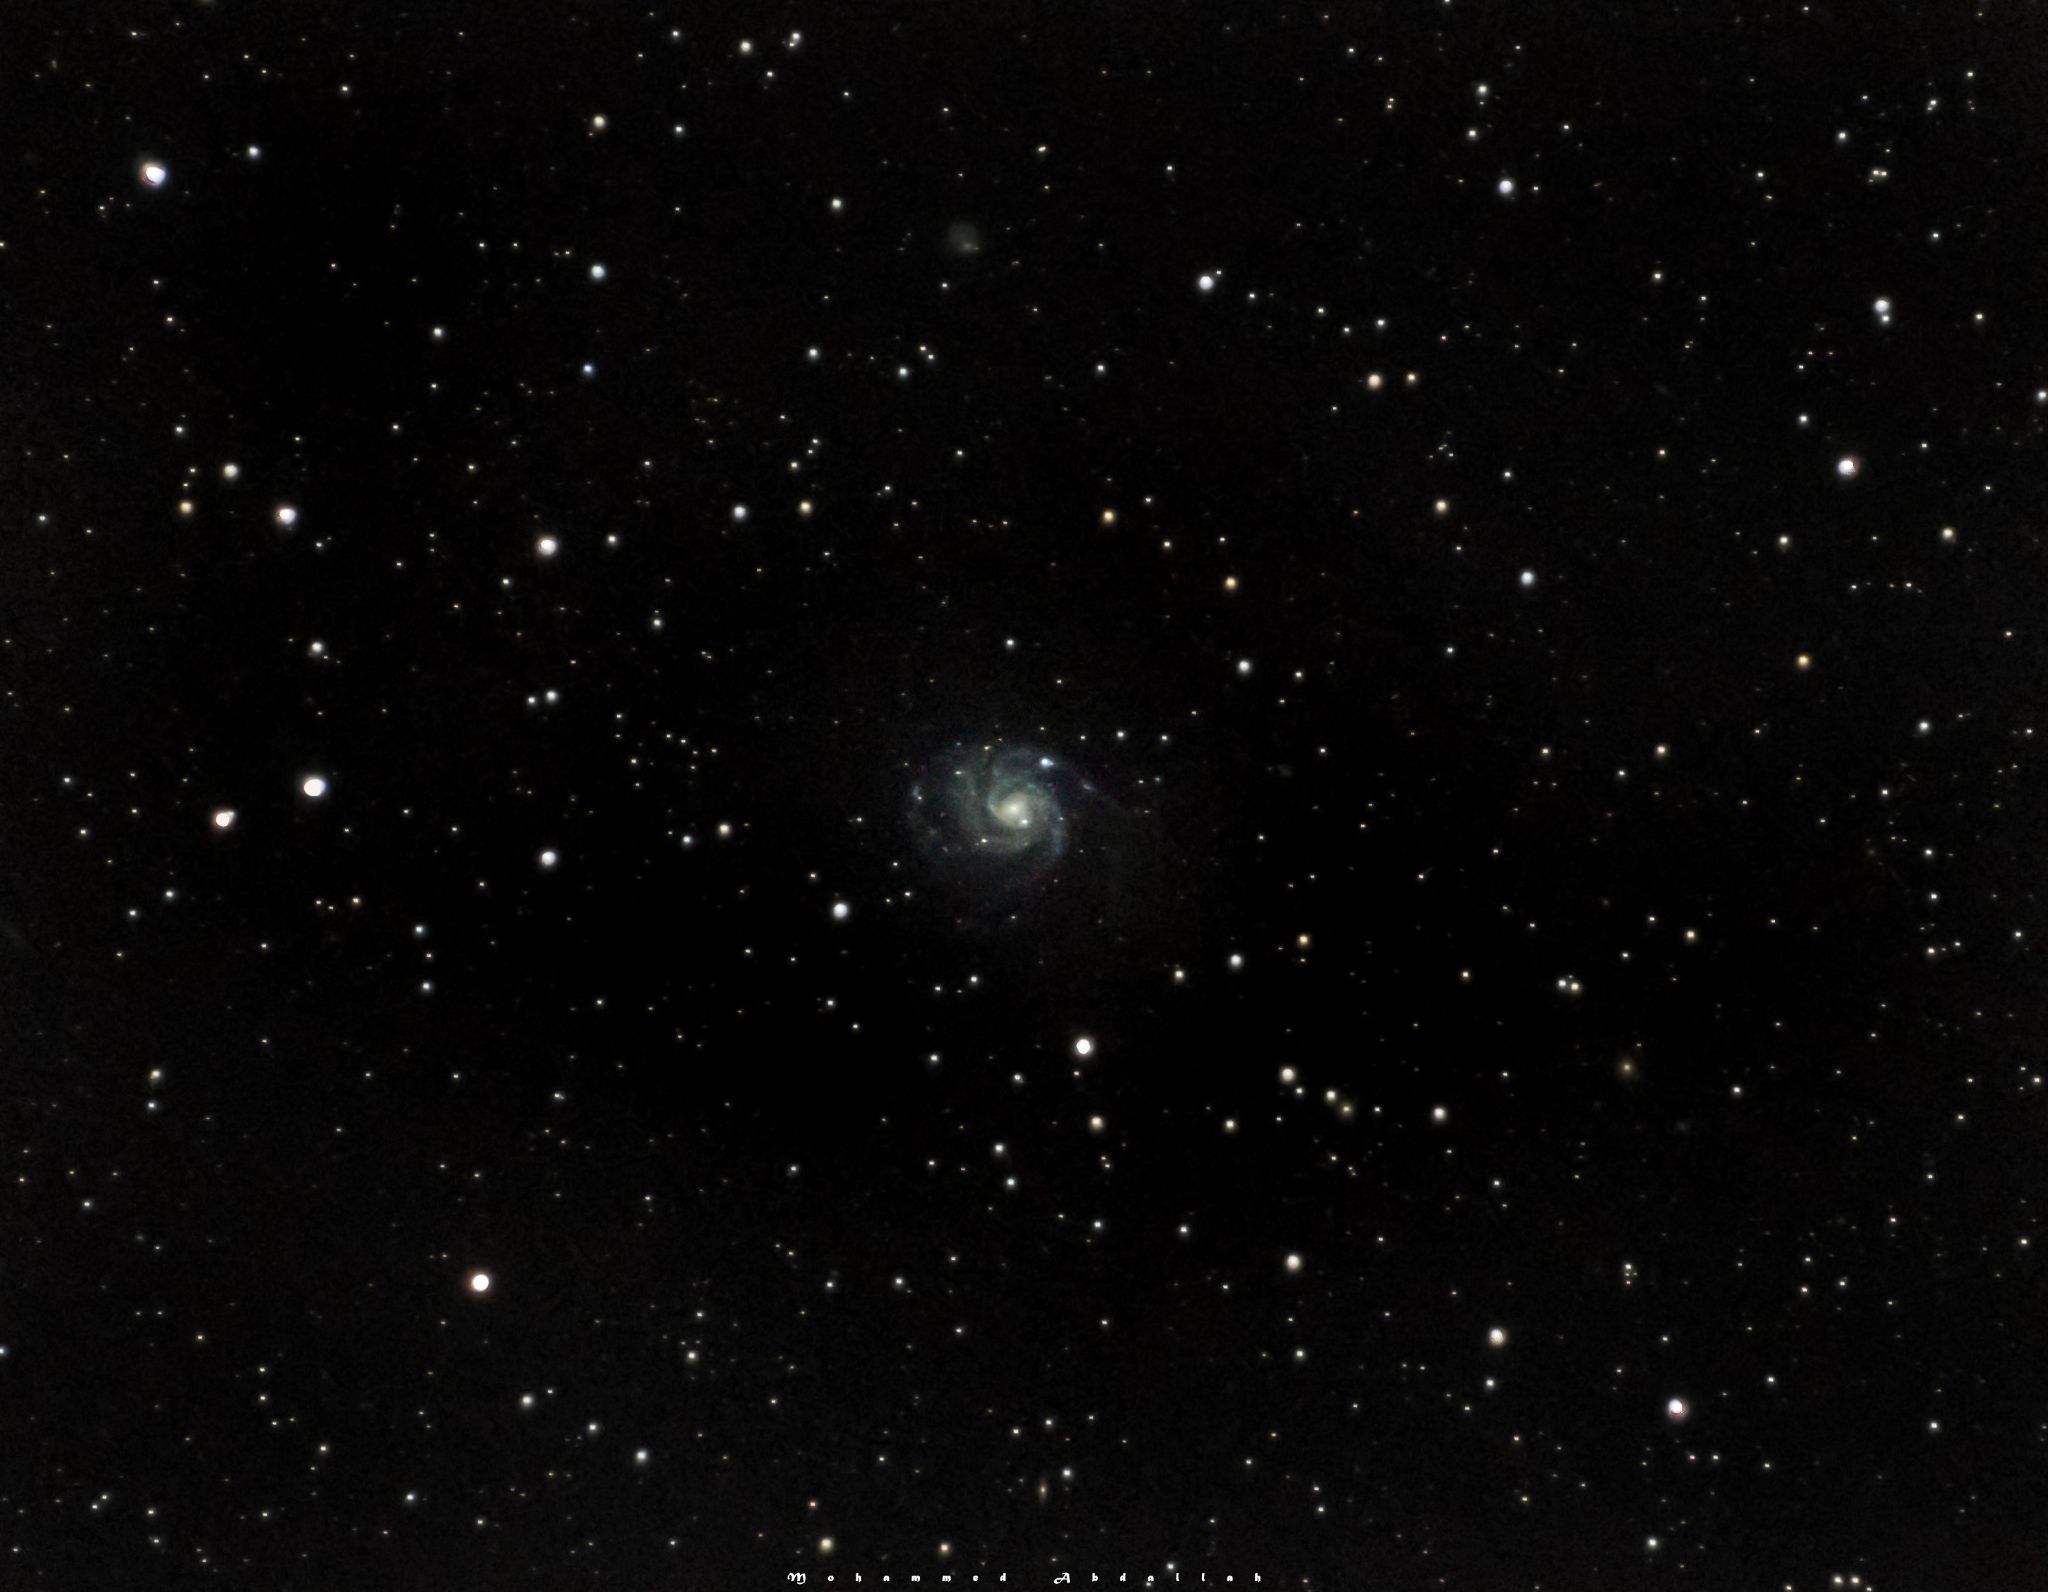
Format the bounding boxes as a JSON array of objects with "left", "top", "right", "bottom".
[{"left": 7, "top": 4, "right": 2048, "bottom": 1588}]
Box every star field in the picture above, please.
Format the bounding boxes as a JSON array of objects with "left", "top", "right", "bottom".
[{"left": 3, "top": 5, "right": 2047, "bottom": 1590}]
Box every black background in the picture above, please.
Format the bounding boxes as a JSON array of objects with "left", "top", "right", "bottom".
[{"left": 5, "top": 1, "right": 2047, "bottom": 1586}]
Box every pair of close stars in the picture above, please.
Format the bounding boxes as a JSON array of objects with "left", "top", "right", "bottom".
[{"left": 211, "top": 777, "right": 327, "bottom": 829}]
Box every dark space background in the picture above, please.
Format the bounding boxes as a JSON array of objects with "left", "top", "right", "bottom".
[{"left": 4, "top": 2, "right": 2047, "bottom": 1587}]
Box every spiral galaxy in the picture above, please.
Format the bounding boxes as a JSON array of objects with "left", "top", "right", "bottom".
[
  {"left": 904, "top": 736, "right": 1190, "bottom": 974},
  {"left": 908, "top": 741, "right": 1079, "bottom": 893}
]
